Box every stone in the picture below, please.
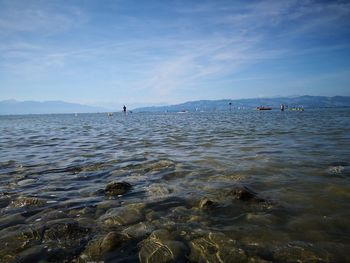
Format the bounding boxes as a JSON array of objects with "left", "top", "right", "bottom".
[
  {"left": 42, "top": 219, "right": 90, "bottom": 251},
  {"left": 0, "top": 213, "right": 25, "bottom": 229},
  {"left": 14, "top": 245, "right": 46, "bottom": 263},
  {"left": 198, "top": 198, "right": 215, "bottom": 210},
  {"left": 10, "top": 196, "right": 46, "bottom": 208},
  {"left": 101, "top": 203, "right": 145, "bottom": 226},
  {"left": 105, "top": 181, "right": 132, "bottom": 196},
  {"left": 17, "top": 179, "right": 37, "bottom": 187},
  {"left": 123, "top": 222, "right": 155, "bottom": 239},
  {"left": 78, "top": 231, "right": 126, "bottom": 262},
  {"left": 138, "top": 229, "right": 188, "bottom": 263},
  {"left": 189, "top": 232, "right": 247, "bottom": 263},
  {"left": 228, "top": 185, "right": 264, "bottom": 202}
]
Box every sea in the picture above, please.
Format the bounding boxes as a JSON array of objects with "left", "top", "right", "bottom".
[{"left": 0, "top": 109, "right": 349, "bottom": 262}]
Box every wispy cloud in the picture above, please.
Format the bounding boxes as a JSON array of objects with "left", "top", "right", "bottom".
[
  {"left": 0, "top": 0, "right": 86, "bottom": 34},
  {"left": 0, "top": 0, "right": 349, "bottom": 105}
]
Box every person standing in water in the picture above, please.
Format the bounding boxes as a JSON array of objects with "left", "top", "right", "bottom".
[{"left": 123, "top": 105, "right": 126, "bottom": 113}]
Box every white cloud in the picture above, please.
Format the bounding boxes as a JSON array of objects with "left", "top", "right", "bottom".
[{"left": 0, "top": 0, "right": 86, "bottom": 34}]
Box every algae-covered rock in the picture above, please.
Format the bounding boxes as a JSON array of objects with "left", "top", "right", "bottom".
[
  {"left": 138, "top": 229, "right": 188, "bottom": 263},
  {"left": 273, "top": 244, "right": 325, "bottom": 263},
  {"left": 0, "top": 213, "right": 25, "bottom": 229},
  {"left": 123, "top": 222, "right": 155, "bottom": 239},
  {"left": 198, "top": 198, "right": 215, "bottom": 210},
  {"left": 17, "top": 179, "right": 37, "bottom": 187},
  {"left": 228, "top": 185, "right": 263, "bottom": 202},
  {"left": 0, "top": 194, "right": 11, "bottom": 209},
  {"left": 10, "top": 196, "right": 46, "bottom": 208},
  {"left": 0, "top": 224, "right": 43, "bottom": 262},
  {"left": 14, "top": 245, "right": 47, "bottom": 263},
  {"left": 79, "top": 231, "right": 126, "bottom": 262},
  {"left": 105, "top": 181, "right": 132, "bottom": 196},
  {"left": 189, "top": 232, "right": 247, "bottom": 263},
  {"left": 42, "top": 219, "right": 90, "bottom": 251},
  {"left": 101, "top": 203, "right": 145, "bottom": 226}
]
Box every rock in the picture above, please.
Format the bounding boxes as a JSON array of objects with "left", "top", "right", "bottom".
[
  {"left": 198, "top": 198, "right": 215, "bottom": 210},
  {"left": 17, "top": 179, "right": 37, "bottom": 187},
  {"left": 101, "top": 232, "right": 124, "bottom": 252},
  {"left": 26, "top": 209, "right": 68, "bottom": 223},
  {"left": 42, "top": 219, "right": 90, "bottom": 252},
  {"left": 0, "top": 225, "right": 43, "bottom": 261},
  {"left": 228, "top": 185, "right": 264, "bottom": 202},
  {"left": 145, "top": 183, "right": 174, "bottom": 200},
  {"left": 14, "top": 245, "right": 46, "bottom": 263},
  {"left": 0, "top": 213, "right": 25, "bottom": 229},
  {"left": 101, "top": 203, "right": 145, "bottom": 226},
  {"left": 123, "top": 222, "right": 155, "bottom": 239},
  {"left": 189, "top": 232, "right": 247, "bottom": 263},
  {"left": 273, "top": 244, "right": 325, "bottom": 263},
  {"left": 79, "top": 231, "right": 126, "bottom": 262},
  {"left": 10, "top": 196, "right": 46, "bottom": 208},
  {"left": 105, "top": 181, "right": 132, "bottom": 196},
  {"left": 138, "top": 229, "right": 188, "bottom": 263},
  {"left": 0, "top": 194, "right": 11, "bottom": 209}
]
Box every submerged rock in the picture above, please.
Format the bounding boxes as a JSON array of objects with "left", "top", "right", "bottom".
[
  {"left": 0, "top": 213, "right": 25, "bottom": 229},
  {"left": 145, "top": 183, "right": 174, "bottom": 200},
  {"left": 228, "top": 185, "right": 264, "bottom": 202},
  {"left": 101, "top": 203, "right": 145, "bottom": 226},
  {"left": 14, "top": 245, "right": 47, "bottom": 263},
  {"left": 123, "top": 222, "right": 155, "bottom": 239},
  {"left": 10, "top": 196, "right": 46, "bottom": 208},
  {"left": 138, "top": 229, "right": 188, "bottom": 263},
  {"left": 17, "top": 179, "right": 37, "bottom": 187},
  {"left": 105, "top": 181, "right": 132, "bottom": 196},
  {"left": 0, "top": 194, "right": 11, "bottom": 209},
  {"left": 273, "top": 244, "right": 326, "bottom": 263},
  {"left": 79, "top": 231, "right": 126, "bottom": 262},
  {"left": 189, "top": 232, "right": 247, "bottom": 262},
  {"left": 198, "top": 198, "right": 215, "bottom": 210},
  {"left": 42, "top": 218, "right": 90, "bottom": 253},
  {"left": 0, "top": 224, "right": 43, "bottom": 262}
]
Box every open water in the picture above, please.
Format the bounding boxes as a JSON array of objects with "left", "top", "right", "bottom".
[{"left": 0, "top": 109, "right": 349, "bottom": 262}]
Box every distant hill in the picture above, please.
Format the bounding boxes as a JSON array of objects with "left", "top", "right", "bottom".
[
  {"left": 0, "top": 100, "right": 108, "bottom": 115},
  {"left": 133, "top": 96, "right": 350, "bottom": 112}
]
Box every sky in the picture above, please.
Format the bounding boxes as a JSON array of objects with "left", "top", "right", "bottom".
[{"left": 0, "top": 0, "right": 350, "bottom": 109}]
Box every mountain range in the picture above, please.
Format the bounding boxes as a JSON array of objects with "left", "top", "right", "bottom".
[
  {"left": 1, "top": 96, "right": 349, "bottom": 115},
  {"left": 133, "top": 96, "right": 350, "bottom": 112},
  {"left": 0, "top": 100, "right": 107, "bottom": 115}
]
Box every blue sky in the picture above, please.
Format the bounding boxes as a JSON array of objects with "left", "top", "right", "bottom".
[{"left": 0, "top": 0, "right": 349, "bottom": 109}]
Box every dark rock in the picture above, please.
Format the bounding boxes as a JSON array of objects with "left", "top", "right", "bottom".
[
  {"left": 14, "top": 245, "right": 47, "bottom": 263},
  {"left": 0, "top": 213, "right": 25, "bottom": 229},
  {"left": 10, "top": 196, "right": 46, "bottom": 208},
  {"left": 105, "top": 181, "right": 132, "bottom": 196},
  {"left": 198, "top": 198, "right": 215, "bottom": 210},
  {"left": 43, "top": 219, "right": 90, "bottom": 251},
  {"left": 229, "top": 185, "right": 264, "bottom": 202}
]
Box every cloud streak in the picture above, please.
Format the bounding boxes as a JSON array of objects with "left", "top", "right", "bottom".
[{"left": 0, "top": 0, "right": 349, "bottom": 106}]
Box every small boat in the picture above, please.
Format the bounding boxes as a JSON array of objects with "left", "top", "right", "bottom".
[
  {"left": 256, "top": 106, "right": 272, "bottom": 110},
  {"left": 108, "top": 112, "right": 113, "bottom": 116}
]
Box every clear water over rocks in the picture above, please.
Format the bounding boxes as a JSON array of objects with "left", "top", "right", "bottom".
[{"left": 0, "top": 109, "right": 349, "bottom": 262}]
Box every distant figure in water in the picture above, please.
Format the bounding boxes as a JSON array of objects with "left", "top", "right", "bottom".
[
  {"left": 280, "top": 104, "right": 285, "bottom": 112},
  {"left": 123, "top": 105, "right": 126, "bottom": 113}
]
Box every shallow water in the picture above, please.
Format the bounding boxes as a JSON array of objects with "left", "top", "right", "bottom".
[{"left": 0, "top": 109, "right": 349, "bottom": 262}]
